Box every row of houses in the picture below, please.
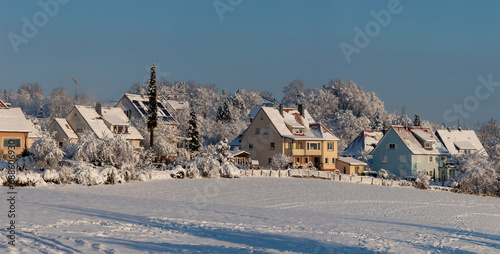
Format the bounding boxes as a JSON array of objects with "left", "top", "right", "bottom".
[
  {"left": 1, "top": 95, "right": 487, "bottom": 181},
  {"left": 230, "top": 104, "right": 487, "bottom": 181},
  {"left": 0, "top": 94, "right": 183, "bottom": 160}
]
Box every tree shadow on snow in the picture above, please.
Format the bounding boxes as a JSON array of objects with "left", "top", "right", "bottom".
[{"left": 31, "top": 203, "right": 373, "bottom": 253}]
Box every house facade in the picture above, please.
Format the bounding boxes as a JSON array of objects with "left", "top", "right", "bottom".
[
  {"left": 240, "top": 105, "right": 339, "bottom": 171},
  {"left": 371, "top": 126, "right": 448, "bottom": 180},
  {"left": 343, "top": 130, "right": 383, "bottom": 158},
  {"left": 47, "top": 104, "right": 143, "bottom": 148},
  {"left": 0, "top": 102, "right": 41, "bottom": 158}
]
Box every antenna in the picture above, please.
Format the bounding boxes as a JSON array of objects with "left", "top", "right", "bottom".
[{"left": 71, "top": 76, "right": 78, "bottom": 100}]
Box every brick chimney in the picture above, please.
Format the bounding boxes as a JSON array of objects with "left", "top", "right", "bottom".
[
  {"left": 279, "top": 103, "right": 284, "bottom": 117},
  {"left": 95, "top": 102, "right": 102, "bottom": 115},
  {"left": 298, "top": 104, "right": 304, "bottom": 116}
]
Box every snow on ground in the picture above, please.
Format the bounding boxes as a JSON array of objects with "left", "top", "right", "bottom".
[{"left": 1, "top": 177, "right": 500, "bottom": 253}]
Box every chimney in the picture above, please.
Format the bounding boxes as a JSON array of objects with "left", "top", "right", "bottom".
[
  {"left": 298, "top": 104, "right": 304, "bottom": 116},
  {"left": 95, "top": 102, "right": 102, "bottom": 115},
  {"left": 447, "top": 127, "right": 451, "bottom": 132},
  {"left": 278, "top": 103, "right": 284, "bottom": 117},
  {"left": 458, "top": 127, "right": 462, "bottom": 132}
]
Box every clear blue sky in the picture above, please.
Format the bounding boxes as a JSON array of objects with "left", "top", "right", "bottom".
[{"left": 1, "top": 0, "right": 499, "bottom": 126}]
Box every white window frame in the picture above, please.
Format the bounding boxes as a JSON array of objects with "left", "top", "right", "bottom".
[
  {"left": 429, "top": 156, "right": 433, "bottom": 163},
  {"left": 400, "top": 155, "right": 407, "bottom": 163},
  {"left": 307, "top": 142, "right": 320, "bottom": 151},
  {"left": 327, "top": 142, "right": 334, "bottom": 150},
  {"left": 381, "top": 155, "right": 388, "bottom": 164}
]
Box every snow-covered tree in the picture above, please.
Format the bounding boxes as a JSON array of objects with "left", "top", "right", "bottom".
[
  {"left": 42, "top": 87, "right": 74, "bottom": 118},
  {"left": 271, "top": 154, "right": 292, "bottom": 169},
  {"left": 415, "top": 171, "right": 431, "bottom": 189},
  {"left": 282, "top": 79, "right": 305, "bottom": 107},
  {"left": 216, "top": 138, "right": 231, "bottom": 162},
  {"left": 452, "top": 153, "right": 499, "bottom": 196},
  {"left": 475, "top": 118, "right": 500, "bottom": 160},
  {"left": 187, "top": 109, "right": 201, "bottom": 152},
  {"left": 30, "top": 132, "right": 64, "bottom": 170},
  {"left": 414, "top": 114, "right": 422, "bottom": 127},
  {"left": 326, "top": 110, "right": 371, "bottom": 151},
  {"left": 147, "top": 63, "right": 158, "bottom": 149}
]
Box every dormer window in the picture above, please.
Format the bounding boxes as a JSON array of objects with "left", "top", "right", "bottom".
[{"left": 424, "top": 142, "right": 432, "bottom": 149}]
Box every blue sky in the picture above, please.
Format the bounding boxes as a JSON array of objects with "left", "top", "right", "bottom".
[{"left": 1, "top": 0, "right": 499, "bottom": 126}]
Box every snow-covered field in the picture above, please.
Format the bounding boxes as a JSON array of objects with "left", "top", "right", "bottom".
[{"left": 2, "top": 177, "right": 500, "bottom": 253}]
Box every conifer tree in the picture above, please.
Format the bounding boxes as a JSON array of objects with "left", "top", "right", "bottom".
[
  {"left": 147, "top": 63, "right": 158, "bottom": 149},
  {"left": 414, "top": 114, "right": 421, "bottom": 127},
  {"left": 187, "top": 109, "right": 201, "bottom": 152},
  {"left": 216, "top": 101, "right": 232, "bottom": 123}
]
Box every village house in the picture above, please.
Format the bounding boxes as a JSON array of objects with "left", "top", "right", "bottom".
[
  {"left": 0, "top": 100, "right": 41, "bottom": 158},
  {"left": 434, "top": 128, "right": 488, "bottom": 180},
  {"left": 240, "top": 104, "right": 340, "bottom": 171},
  {"left": 371, "top": 125, "right": 449, "bottom": 180},
  {"left": 336, "top": 157, "right": 368, "bottom": 175},
  {"left": 47, "top": 104, "right": 143, "bottom": 148}
]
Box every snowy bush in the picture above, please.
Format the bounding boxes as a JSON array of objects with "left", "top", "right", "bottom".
[
  {"left": 16, "top": 171, "right": 46, "bottom": 187},
  {"left": 451, "top": 154, "right": 499, "bottom": 196},
  {"left": 185, "top": 161, "right": 200, "bottom": 179},
  {"left": 75, "top": 165, "right": 126, "bottom": 186},
  {"left": 171, "top": 165, "right": 186, "bottom": 179},
  {"left": 199, "top": 157, "right": 221, "bottom": 178},
  {"left": 271, "top": 154, "right": 292, "bottom": 169},
  {"left": 30, "top": 132, "right": 65, "bottom": 170},
  {"left": 221, "top": 161, "right": 240, "bottom": 178},
  {"left": 378, "top": 169, "right": 388, "bottom": 179},
  {"left": 73, "top": 132, "right": 138, "bottom": 169},
  {"left": 415, "top": 172, "right": 431, "bottom": 190}
]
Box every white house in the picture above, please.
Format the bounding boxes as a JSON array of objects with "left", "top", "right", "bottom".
[{"left": 435, "top": 128, "right": 488, "bottom": 157}]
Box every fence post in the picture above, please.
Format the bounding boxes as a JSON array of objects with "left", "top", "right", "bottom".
[
  {"left": 318, "top": 171, "right": 320, "bottom": 178},
  {"left": 391, "top": 179, "right": 393, "bottom": 186},
  {"left": 279, "top": 169, "right": 281, "bottom": 177},
  {"left": 260, "top": 169, "right": 263, "bottom": 176},
  {"left": 252, "top": 169, "right": 254, "bottom": 176},
  {"left": 371, "top": 178, "right": 374, "bottom": 185},
  {"left": 270, "top": 169, "right": 272, "bottom": 177},
  {"left": 350, "top": 175, "right": 352, "bottom": 182},
  {"left": 339, "top": 174, "right": 342, "bottom": 181}
]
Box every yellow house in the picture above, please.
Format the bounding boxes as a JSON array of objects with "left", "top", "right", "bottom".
[
  {"left": 240, "top": 104, "right": 340, "bottom": 171},
  {"left": 0, "top": 103, "right": 40, "bottom": 159},
  {"left": 336, "top": 157, "right": 368, "bottom": 175}
]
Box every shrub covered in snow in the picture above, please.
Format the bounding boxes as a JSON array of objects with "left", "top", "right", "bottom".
[
  {"left": 73, "top": 132, "right": 138, "bottom": 169},
  {"left": 30, "top": 132, "right": 64, "bottom": 170},
  {"left": 221, "top": 161, "right": 240, "bottom": 178},
  {"left": 415, "top": 172, "right": 431, "bottom": 190},
  {"left": 271, "top": 154, "right": 292, "bottom": 169},
  {"left": 198, "top": 157, "right": 222, "bottom": 178},
  {"left": 451, "top": 153, "right": 499, "bottom": 196},
  {"left": 378, "top": 169, "right": 388, "bottom": 179}
]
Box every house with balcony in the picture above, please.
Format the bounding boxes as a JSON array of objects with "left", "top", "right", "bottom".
[
  {"left": 371, "top": 125, "right": 449, "bottom": 180},
  {"left": 47, "top": 104, "right": 143, "bottom": 148},
  {"left": 240, "top": 104, "right": 339, "bottom": 170}
]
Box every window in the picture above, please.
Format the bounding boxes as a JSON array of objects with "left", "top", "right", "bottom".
[
  {"left": 260, "top": 115, "right": 263, "bottom": 120},
  {"left": 325, "top": 157, "right": 329, "bottom": 164},
  {"left": 429, "top": 156, "right": 433, "bottom": 163},
  {"left": 400, "top": 155, "right": 407, "bottom": 163},
  {"left": 248, "top": 143, "right": 253, "bottom": 150},
  {"left": 76, "top": 124, "right": 85, "bottom": 132},
  {"left": 381, "top": 155, "right": 388, "bottom": 164},
  {"left": 58, "top": 141, "right": 63, "bottom": 147},
  {"left": 305, "top": 157, "right": 309, "bottom": 164},
  {"left": 296, "top": 157, "right": 300, "bottom": 164},
  {"left": 3, "top": 138, "right": 21, "bottom": 148},
  {"left": 343, "top": 166, "right": 347, "bottom": 174},
  {"left": 307, "top": 142, "right": 320, "bottom": 150},
  {"left": 268, "top": 158, "right": 272, "bottom": 164},
  {"left": 296, "top": 142, "right": 303, "bottom": 149},
  {"left": 327, "top": 142, "right": 334, "bottom": 151},
  {"left": 255, "top": 128, "right": 260, "bottom": 135},
  {"left": 388, "top": 143, "right": 397, "bottom": 150},
  {"left": 332, "top": 158, "right": 336, "bottom": 164},
  {"left": 270, "top": 142, "right": 275, "bottom": 150},
  {"left": 424, "top": 142, "right": 432, "bottom": 149},
  {"left": 263, "top": 128, "right": 269, "bottom": 135}
]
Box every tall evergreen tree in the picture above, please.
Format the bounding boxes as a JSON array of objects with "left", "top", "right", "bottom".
[
  {"left": 187, "top": 109, "right": 201, "bottom": 152},
  {"left": 147, "top": 63, "right": 158, "bottom": 149}
]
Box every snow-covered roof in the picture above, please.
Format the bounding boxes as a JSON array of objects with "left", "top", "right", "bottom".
[
  {"left": 166, "top": 100, "right": 189, "bottom": 111},
  {"left": 337, "top": 157, "right": 368, "bottom": 166},
  {"left": 74, "top": 106, "right": 113, "bottom": 139},
  {"left": 52, "top": 118, "right": 78, "bottom": 139},
  {"left": 229, "top": 131, "right": 245, "bottom": 147},
  {"left": 229, "top": 150, "right": 250, "bottom": 157},
  {"left": 122, "top": 93, "right": 178, "bottom": 125},
  {"left": 435, "top": 129, "right": 487, "bottom": 157},
  {"left": 0, "top": 107, "right": 36, "bottom": 133},
  {"left": 0, "top": 99, "right": 8, "bottom": 109},
  {"left": 391, "top": 126, "right": 448, "bottom": 155},
  {"left": 343, "top": 130, "right": 383, "bottom": 156},
  {"left": 249, "top": 105, "right": 263, "bottom": 120},
  {"left": 101, "top": 107, "right": 130, "bottom": 125},
  {"left": 71, "top": 106, "right": 143, "bottom": 141},
  {"left": 261, "top": 107, "right": 339, "bottom": 141}
]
